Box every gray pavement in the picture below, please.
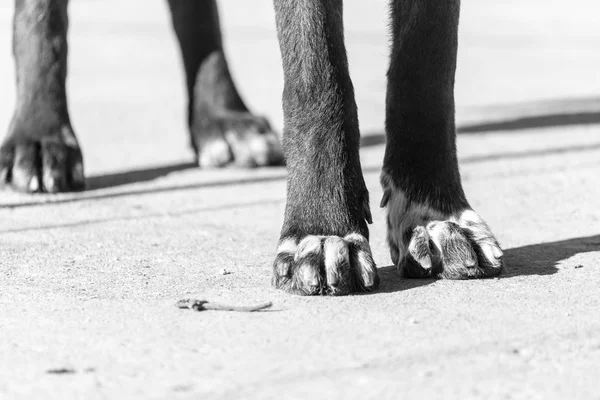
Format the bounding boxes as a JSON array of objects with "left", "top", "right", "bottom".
[{"left": 1, "top": 1, "right": 600, "bottom": 399}]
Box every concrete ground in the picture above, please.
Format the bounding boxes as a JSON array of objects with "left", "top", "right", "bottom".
[{"left": 1, "top": 1, "right": 600, "bottom": 399}]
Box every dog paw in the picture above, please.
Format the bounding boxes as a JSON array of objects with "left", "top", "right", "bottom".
[
  {"left": 272, "top": 233, "right": 379, "bottom": 295},
  {"left": 383, "top": 187, "right": 504, "bottom": 279},
  {"left": 194, "top": 112, "right": 284, "bottom": 168},
  {"left": 0, "top": 124, "right": 84, "bottom": 193}
]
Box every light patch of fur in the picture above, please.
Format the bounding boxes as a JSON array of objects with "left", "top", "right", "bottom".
[
  {"left": 452, "top": 209, "right": 483, "bottom": 225},
  {"left": 198, "top": 140, "right": 231, "bottom": 168},
  {"left": 273, "top": 233, "right": 379, "bottom": 294},
  {"left": 224, "top": 129, "right": 253, "bottom": 166},
  {"left": 246, "top": 134, "right": 269, "bottom": 165},
  {"left": 297, "top": 260, "right": 320, "bottom": 287},
  {"left": 344, "top": 232, "right": 374, "bottom": 269},
  {"left": 355, "top": 249, "right": 376, "bottom": 285},
  {"left": 250, "top": 132, "right": 283, "bottom": 166},
  {"left": 224, "top": 127, "right": 283, "bottom": 167},
  {"left": 324, "top": 237, "right": 348, "bottom": 268},
  {"left": 295, "top": 236, "right": 322, "bottom": 260},
  {"left": 323, "top": 236, "right": 349, "bottom": 286},
  {"left": 426, "top": 222, "right": 445, "bottom": 253},
  {"left": 383, "top": 184, "right": 504, "bottom": 277},
  {"left": 277, "top": 238, "right": 298, "bottom": 255},
  {"left": 344, "top": 232, "right": 377, "bottom": 287},
  {"left": 453, "top": 209, "right": 503, "bottom": 259},
  {"left": 60, "top": 126, "right": 78, "bottom": 148},
  {"left": 385, "top": 188, "right": 445, "bottom": 264},
  {"left": 28, "top": 175, "right": 40, "bottom": 192},
  {"left": 355, "top": 250, "right": 372, "bottom": 268},
  {"left": 407, "top": 227, "right": 432, "bottom": 270},
  {"left": 344, "top": 232, "right": 368, "bottom": 249}
]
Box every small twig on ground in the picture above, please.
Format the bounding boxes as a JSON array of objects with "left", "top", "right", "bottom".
[
  {"left": 46, "top": 368, "right": 76, "bottom": 375},
  {"left": 176, "top": 298, "right": 273, "bottom": 312}
]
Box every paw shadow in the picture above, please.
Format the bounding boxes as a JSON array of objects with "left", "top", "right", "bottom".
[
  {"left": 371, "top": 234, "right": 600, "bottom": 293},
  {"left": 364, "top": 265, "right": 435, "bottom": 295},
  {"left": 502, "top": 234, "right": 600, "bottom": 278}
]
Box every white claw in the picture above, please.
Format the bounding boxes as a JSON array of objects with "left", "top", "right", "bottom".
[
  {"left": 482, "top": 244, "right": 500, "bottom": 264},
  {"left": 28, "top": 176, "right": 39, "bottom": 192},
  {"left": 198, "top": 140, "right": 231, "bottom": 168},
  {"left": 492, "top": 246, "right": 504, "bottom": 259},
  {"left": 420, "top": 255, "right": 432, "bottom": 270}
]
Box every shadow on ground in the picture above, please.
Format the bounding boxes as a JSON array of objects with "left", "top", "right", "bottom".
[
  {"left": 460, "top": 96, "right": 600, "bottom": 133},
  {"left": 458, "top": 111, "right": 600, "bottom": 134},
  {"left": 1, "top": 164, "right": 385, "bottom": 209},
  {"left": 87, "top": 162, "right": 198, "bottom": 190},
  {"left": 502, "top": 234, "right": 600, "bottom": 277},
  {"left": 1, "top": 169, "right": 288, "bottom": 209},
  {"left": 375, "top": 265, "right": 434, "bottom": 294},
  {"left": 363, "top": 96, "right": 600, "bottom": 143},
  {"left": 361, "top": 132, "right": 600, "bottom": 162},
  {"left": 2, "top": 138, "right": 599, "bottom": 209},
  {"left": 3, "top": 95, "right": 599, "bottom": 209},
  {"left": 373, "top": 235, "right": 600, "bottom": 293},
  {"left": 86, "top": 134, "right": 395, "bottom": 192}
]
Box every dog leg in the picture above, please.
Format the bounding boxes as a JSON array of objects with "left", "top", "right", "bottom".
[
  {"left": 271, "top": 0, "right": 378, "bottom": 295},
  {"left": 1, "top": 0, "right": 84, "bottom": 193},
  {"left": 168, "top": 0, "right": 284, "bottom": 168},
  {"left": 382, "top": 0, "right": 504, "bottom": 279}
]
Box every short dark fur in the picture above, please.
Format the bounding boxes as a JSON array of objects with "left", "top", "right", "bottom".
[
  {"left": 2, "top": 0, "right": 504, "bottom": 294},
  {"left": 274, "top": 0, "right": 370, "bottom": 240},
  {"left": 382, "top": 0, "right": 468, "bottom": 214}
]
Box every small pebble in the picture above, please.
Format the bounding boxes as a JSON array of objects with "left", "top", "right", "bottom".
[
  {"left": 420, "top": 370, "right": 434, "bottom": 378},
  {"left": 575, "top": 264, "right": 584, "bottom": 269},
  {"left": 512, "top": 348, "right": 534, "bottom": 358}
]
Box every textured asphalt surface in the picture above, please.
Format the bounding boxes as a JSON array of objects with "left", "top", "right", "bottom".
[{"left": 1, "top": 1, "right": 600, "bottom": 399}]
